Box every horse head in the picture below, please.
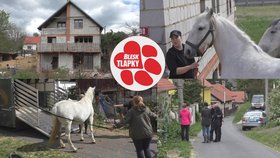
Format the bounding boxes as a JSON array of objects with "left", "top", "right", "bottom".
[
  {"left": 184, "top": 8, "right": 215, "bottom": 59},
  {"left": 259, "top": 18, "right": 280, "bottom": 58}
]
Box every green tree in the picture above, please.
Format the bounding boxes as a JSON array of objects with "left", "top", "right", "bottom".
[
  {"left": 0, "top": 10, "right": 10, "bottom": 32},
  {"left": 0, "top": 10, "right": 24, "bottom": 52},
  {"left": 101, "top": 31, "right": 128, "bottom": 71},
  {"left": 183, "top": 80, "right": 202, "bottom": 104},
  {"left": 268, "top": 86, "right": 280, "bottom": 123}
]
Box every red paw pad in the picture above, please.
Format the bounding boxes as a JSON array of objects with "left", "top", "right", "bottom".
[
  {"left": 144, "top": 58, "right": 162, "bottom": 75},
  {"left": 135, "top": 71, "right": 153, "bottom": 86},
  {"left": 142, "top": 45, "right": 157, "bottom": 57},
  {"left": 121, "top": 70, "right": 133, "bottom": 85}
]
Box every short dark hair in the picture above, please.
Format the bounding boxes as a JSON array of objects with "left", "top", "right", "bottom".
[
  {"left": 170, "top": 30, "right": 182, "bottom": 38},
  {"left": 204, "top": 102, "right": 209, "bottom": 107}
]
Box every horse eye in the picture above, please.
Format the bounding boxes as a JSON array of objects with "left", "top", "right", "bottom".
[
  {"left": 198, "top": 27, "right": 204, "bottom": 31},
  {"left": 270, "top": 30, "right": 276, "bottom": 34}
]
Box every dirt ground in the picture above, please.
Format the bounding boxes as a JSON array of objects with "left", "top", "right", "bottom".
[
  {"left": 0, "top": 55, "right": 37, "bottom": 70},
  {"left": 0, "top": 125, "right": 157, "bottom": 158}
]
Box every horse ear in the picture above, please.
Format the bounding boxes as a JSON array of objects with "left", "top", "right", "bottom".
[{"left": 207, "top": 8, "right": 214, "bottom": 19}]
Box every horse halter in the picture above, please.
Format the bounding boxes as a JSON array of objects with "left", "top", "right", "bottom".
[{"left": 185, "top": 22, "right": 215, "bottom": 58}]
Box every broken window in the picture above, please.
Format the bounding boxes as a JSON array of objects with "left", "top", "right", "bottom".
[
  {"left": 57, "top": 22, "right": 66, "bottom": 28},
  {"left": 47, "top": 37, "right": 56, "bottom": 43},
  {"left": 74, "top": 36, "right": 93, "bottom": 43}
]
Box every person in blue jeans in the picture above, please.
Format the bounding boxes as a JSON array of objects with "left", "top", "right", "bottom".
[
  {"left": 201, "top": 102, "right": 212, "bottom": 143},
  {"left": 124, "top": 96, "right": 157, "bottom": 158}
]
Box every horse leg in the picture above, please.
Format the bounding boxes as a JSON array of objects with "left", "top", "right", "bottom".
[
  {"left": 65, "top": 121, "right": 77, "bottom": 152},
  {"left": 80, "top": 123, "right": 84, "bottom": 141},
  {"left": 89, "top": 115, "right": 96, "bottom": 144},
  {"left": 58, "top": 129, "right": 65, "bottom": 148}
]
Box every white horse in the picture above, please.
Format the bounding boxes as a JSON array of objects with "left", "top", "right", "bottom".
[
  {"left": 48, "top": 87, "right": 96, "bottom": 152},
  {"left": 259, "top": 18, "right": 280, "bottom": 58},
  {"left": 184, "top": 8, "right": 280, "bottom": 79}
]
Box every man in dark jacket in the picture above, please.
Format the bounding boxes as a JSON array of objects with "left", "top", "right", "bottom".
[
  {"left": 166, "top": 30, "right": 199, "bottom": 78},
  {"left": 211, "top": 104, "right": 223, "bottom": 142},
  {"left": 201, "top": 102, "right": 212, "bottom": 143}
]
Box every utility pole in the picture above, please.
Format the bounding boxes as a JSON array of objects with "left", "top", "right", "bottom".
[
  {"left": 222, "top": 80, "right": 226, "bottom": 117},
  {"left": 265, "top": 79, "right": 269, "bottom": 118}
]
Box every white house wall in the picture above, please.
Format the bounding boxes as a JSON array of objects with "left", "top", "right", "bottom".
[
  {"left": 47, "top": 12, "right": 67, "bottom": 28},
  {"left": 70, "top": 5, "right": 100, "bottom": 35},
  {"left": 93, "top": 54, "right": 101, "bottom": 70},
  {"left": 59, "top": 54, "right": 73, "bottom": 70},
  {"left": 23, "top": 44, "right": 37, "bottom": 51},
  {"left": 40, "top": 54, "right": 54, "bottom": 71}
]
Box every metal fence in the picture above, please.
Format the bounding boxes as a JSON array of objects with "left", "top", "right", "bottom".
[{"left": 235, "top": 0, "right": 280, "bottom": 5}]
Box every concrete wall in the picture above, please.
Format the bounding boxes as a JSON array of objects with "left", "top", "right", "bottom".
[
  {"left": 40, "top": 54, "right": 54, "bottom": 71},
  {"left": 59, "top": 54, "right": 73, "bottom": 69}
]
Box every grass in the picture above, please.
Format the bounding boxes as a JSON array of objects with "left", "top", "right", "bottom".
[
  {"left": 0, "top": 135, "right": 76, "bottom": 158},
  {"left": 233, "top": 102, "right": 251, "bottom": 123},
  {"left": 236, "top": 5, "right": 280, "bottom": 43},
  {"left": 158, "top": 122, "right": 201, "bottom": 158},
  {"left": 235, "top": 5, "right": 280, "bottom": 152},
  {"left": 244, "top": 126, "right": 280, "bottom": 152}
]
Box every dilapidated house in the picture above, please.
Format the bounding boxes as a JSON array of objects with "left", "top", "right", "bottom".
[{"left": 37, "top": 0, "right": 103, "bottom": 73}]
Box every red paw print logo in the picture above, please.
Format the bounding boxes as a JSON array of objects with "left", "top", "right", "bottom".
[{"left": 110, "top": 36, "right": 165, "bottom": 91}]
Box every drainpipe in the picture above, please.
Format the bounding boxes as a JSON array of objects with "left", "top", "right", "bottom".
[{"left": 66, "top": 0, "right": 71, "bottom": 50}]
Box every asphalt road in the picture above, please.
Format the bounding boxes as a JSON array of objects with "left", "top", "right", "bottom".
[
  {"left": 193, "top": 117, "right": 280, "bottom": 158},
  {"left": 0, "top": 126, "right": 157, "bottom": 158}
]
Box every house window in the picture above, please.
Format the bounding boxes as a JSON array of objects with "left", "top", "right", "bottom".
[
  {"left": 74, "top": 19, "right": 83, "bottom": 29},
  {"left": 74, "top": 36, "right": 93, "bottom": 43},
  {"left": 200, "top": 0, "right": 206, "bottom": 13},
  {"left": 57, "top": 22, "right": 66, "bottom": 28},
  {"left": 47, "top": 37, "right": 56, "bottom": 43},
  {"left": 27, "top": 46, "right": 32, "bottom": 50},
  {"left": 73, "top": 54, "right": 83, "bottom": 69}
]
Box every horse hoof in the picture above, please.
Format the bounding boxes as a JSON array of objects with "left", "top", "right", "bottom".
[
  {"left": 80, "top": 139, "right": 84, "bottom": 141},
  {"left": 72, "top": 148, "right": 78, "bottom": 152},
  {"left": 92, "top": 141, "right": 96, "bottom": 144}
]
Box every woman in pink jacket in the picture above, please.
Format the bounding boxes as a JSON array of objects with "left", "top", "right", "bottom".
[{"left": 179, "top": 103, "right": 192, "bottom": 141}]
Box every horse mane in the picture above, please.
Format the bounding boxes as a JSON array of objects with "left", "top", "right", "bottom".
[
  {"left": 80, "top": 87, "right": 94, "bottom": 103},
  {"left": 212, "top": 14, "right": 264, "bottom": 54}
]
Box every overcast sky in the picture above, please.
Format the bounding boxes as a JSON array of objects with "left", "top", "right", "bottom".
[{"left": 0, "top": 0, "right": 139, "bottom": 35}]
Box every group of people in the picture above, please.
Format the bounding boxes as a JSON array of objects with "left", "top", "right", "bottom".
[
  {"left": 178, "top": 102, "right": 223, "bottom": 143},
  {"left": 201, "top": 102, "right": 223, "bottom": 143}
]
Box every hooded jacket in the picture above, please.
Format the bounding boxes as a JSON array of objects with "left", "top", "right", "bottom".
[{"left": 124, "top": 106, "right": 157, "bottom": 140}]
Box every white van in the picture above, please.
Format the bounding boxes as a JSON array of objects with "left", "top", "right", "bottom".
[{"left": 251, "top": 95, "right": 265, "bottom": 110}]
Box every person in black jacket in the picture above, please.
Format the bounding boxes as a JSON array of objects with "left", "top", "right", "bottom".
[
  {"left": 201, "top": 102, "right": 212, "bottom": 143},
  {"left": 166, "top": 30, "right": 199, "bottom": 79},
  {"left": 211, "top": 104, "right": 223, "bottom": 142}
]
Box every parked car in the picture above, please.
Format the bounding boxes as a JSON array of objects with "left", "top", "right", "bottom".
[
  {"left": 251, "top": 94, "right": 265, "bottom": 110},
  {"left": 242, "top": 110, "right": 266, "bottom": 131}
]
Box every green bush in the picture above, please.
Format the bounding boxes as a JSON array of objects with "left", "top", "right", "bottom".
[{"left": 268, "top": 87, "right": 280, "bottom": 123}]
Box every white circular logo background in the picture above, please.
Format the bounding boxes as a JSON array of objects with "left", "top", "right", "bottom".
[{"left": 110, "top": 36, "right": 165, "bottom": 91}]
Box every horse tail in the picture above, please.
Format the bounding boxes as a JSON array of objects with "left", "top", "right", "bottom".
[{"left": 48, "top": 117, "right": 61, "bottom": 147}]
